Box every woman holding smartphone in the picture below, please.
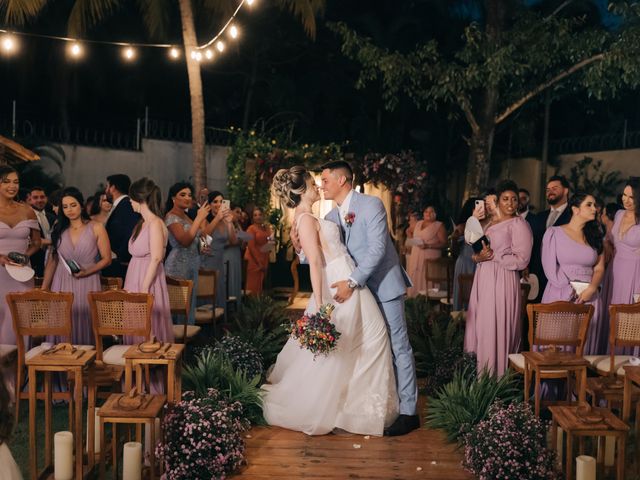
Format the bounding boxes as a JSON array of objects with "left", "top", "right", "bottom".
[
  {"left": 201, "top": 191, "right": 237, "bottom": 309},
  {"left": 464, "top": 181, "right": 533, "bottom": 375},
  {"left": 43, "top": 187, "right": 112, "bottom": 345}
]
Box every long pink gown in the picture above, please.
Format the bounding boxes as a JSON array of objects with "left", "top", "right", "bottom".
[
  {"left": 464, "top": 217, "right": 532, "bottom": 375},
  {"left": 0, "top": 219, "right": 38, "bottom": 344},
  {"left": 124, "top": 223, "right": 174, "bottom": 343},
  {"left": 610, "top": 210, "right": 640, "bottom": 354},
  {"left": 541, "top": 227, "right": 605, "bottom": 355},
  {"left": 406, "top": 220, "right": 443, "bottom": 297},
  {"left": 48, "top": 223, "right": 101, "bottom": 345}
]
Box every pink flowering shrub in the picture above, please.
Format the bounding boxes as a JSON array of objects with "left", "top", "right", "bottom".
[
  {"left": 463, "top": 402, "right": 561, "bottom": 480},
  {"left": 157, "top": 389, "right": 250, "bottom": 479}
]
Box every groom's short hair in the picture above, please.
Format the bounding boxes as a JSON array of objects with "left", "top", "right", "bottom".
[{"left": 321, "top": 160, "right": 354, "bottom": 184}]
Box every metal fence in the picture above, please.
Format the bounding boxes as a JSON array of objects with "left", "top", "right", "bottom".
[{"left": 0, "top": 117, "right": 237, "bottom": 151}]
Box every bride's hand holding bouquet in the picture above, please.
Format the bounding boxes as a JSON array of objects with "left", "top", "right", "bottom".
[{"left": 287, "top": 303, "right": 341, "bottom": 359}]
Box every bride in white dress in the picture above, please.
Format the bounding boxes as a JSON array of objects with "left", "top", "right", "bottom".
[{"left": 262, "top": 166, "right": 398, "bottom": 436}]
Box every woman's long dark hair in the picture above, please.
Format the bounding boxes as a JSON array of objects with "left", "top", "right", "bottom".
[
  {"left": 206, "top": 190, "right": 224, "bottom": 222},
  {"left": 456, "top": 197, "right": 481, "bottom": 225},
  {"left": 569, "top": 192, "right": 603, "bottom": 254},
  {"left": 51, "top": 187, "right": 90, "bottom": 253},
  {"left": 626, "top": 177, "right": 640, "bottom": 224},
  {"left": 165, "top": 181, "right": 194, "bottom": 214},
  {"left": 129, "top": 177, "right": 163, "bottom": 240}
]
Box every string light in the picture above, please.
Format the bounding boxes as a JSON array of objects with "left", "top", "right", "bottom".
[
  {"left": 0, "top": 0, "right": 253, "bottom": 62},
  {"left": 67, "top": 41, "right": 83, "bottom": 58},
  {"left": 122, "top": 46, "right": 136, "bottom": 61},
  {"left": 1, "top": 33, "right": 17, "bottom": 54}
]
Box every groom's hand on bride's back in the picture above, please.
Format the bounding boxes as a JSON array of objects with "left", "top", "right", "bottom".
[
  {"left": 331, "top": 280, "right": 354, "bottom": 303},
  {"left": 290, "top": 225, "right": 302, "bottom": 253}
]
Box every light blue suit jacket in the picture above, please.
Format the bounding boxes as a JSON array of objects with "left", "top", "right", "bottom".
[{"left": 325, "top": 190, "right": 411, "bottom": 303}]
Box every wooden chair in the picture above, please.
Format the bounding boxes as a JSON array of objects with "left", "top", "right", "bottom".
[
  {"left": 7, "top": 290, "right": 75, "bottom": 425},
  {"left": 100, "top": 276, "right": 123, "bottom": 291},
  {"left": 508, "top": 302, "right": 593, "bottom": 415},
  {"left": 194, "top": 269, "right": 224, "bottom": 332},
  {"left": 586, "top": 303, "right": 640, "bottom": 409},
  {"left": 424, "top": 257, "right": 453, "bottom": 301},
  {"left": 77, "top": 291, "right": 153, "bottom": 401},
  {"left": 166, "top": 276, "right": 201, "bottom": 344}
]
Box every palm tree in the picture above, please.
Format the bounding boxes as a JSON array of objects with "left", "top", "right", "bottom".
[{"left": 3, "top": 0, "right": 325, "bottom": 192}]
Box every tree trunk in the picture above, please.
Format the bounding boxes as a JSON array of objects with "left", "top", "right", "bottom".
[{"left": 178, "top": 0, "right": 207, "bottom": 192}]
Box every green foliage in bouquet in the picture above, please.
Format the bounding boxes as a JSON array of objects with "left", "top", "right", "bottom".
[
  {"left": 230, "top": 295, "right": 290, "bottom": 368},
  {"left": 183, "top": 350, "right": 265, "bottom": 425},
  {"left": 425, "top": 367, "right": 520, "bottom": 443},
  {"left": 463, "top": 402, "right": 560, "bottom": 480}
]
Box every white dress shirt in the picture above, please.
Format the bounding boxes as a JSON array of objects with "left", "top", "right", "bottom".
[
  {"left": 546, "top": 202, "right": 568, "bottom": 229},
  {"left": 338, "top": 190, "right": 354, "bottom": 228},
  {"left": 108, "top": 194, "right": 129, "bottom": 219},
  {"left": 34, "top": 209, "right": 51, "bottom": 239}
]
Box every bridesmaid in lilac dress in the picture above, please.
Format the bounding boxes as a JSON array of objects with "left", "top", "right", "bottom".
[
  {"left": 43, "top": 187, "right": 112, "bottom": 345},
  {"left": 541, "top": 193, "right": 606, "bottom": 354},
  {"left": 464, "top": 181, "right": 533, "bottom": 375},
  {"left": 0, "top": 166, "right": 41, "bottom": 345},
  {"left": 125, "top": 178, "right": 174, "bottom": 344}
]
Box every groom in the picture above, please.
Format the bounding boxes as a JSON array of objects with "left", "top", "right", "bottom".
[{"left": 321, "top": 160, "right": 419, "bottom": 436}]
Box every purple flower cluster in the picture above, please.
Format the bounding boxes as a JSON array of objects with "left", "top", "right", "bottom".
[
  {"left": 463, "top": 402, "right": 561, "bottom": 480},
  {"left": 157, "top": 389, "right": 250, "bottom": 479}
]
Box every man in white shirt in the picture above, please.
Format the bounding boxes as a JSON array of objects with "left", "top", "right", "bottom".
[{"left": 28, "top": 187, "right": 54, "bottom": 276}]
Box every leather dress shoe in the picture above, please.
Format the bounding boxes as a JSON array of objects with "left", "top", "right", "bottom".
[{"left": 383, "top": 414, "right": 420, "bottom": 436}]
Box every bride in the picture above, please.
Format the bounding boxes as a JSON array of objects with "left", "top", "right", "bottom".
[{"left": 262, "top": 166, "right": 398, "bottom": 436}]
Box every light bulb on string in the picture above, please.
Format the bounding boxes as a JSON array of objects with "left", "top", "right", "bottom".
[
  {"left": 190, "top": 50, "right": 202, "bottom": 62},
  {"left": 122, "top": 46, "right": 136, "bottom": 61},
  {"left": 67, "top": 41, "right": 83, "bottom": 59},
  {"left": 216, "top": 40, "right": 225, "bottom": 52},
  {"left": 169, "top": 47, "right": 181, "bottom": 59},
  {"left": 229, "top": 25, "right": 239, "bottom": 39},
  {"left": 246, "top": 0, "right": 255, "bottom": 6},
  {"left": 1, "top": 34, "right": 17, "bottom": 54},
  {"left": 205, "top": 49, "right": 214, "bottom": 60}
]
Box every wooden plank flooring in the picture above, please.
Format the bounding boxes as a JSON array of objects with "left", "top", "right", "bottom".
[{"left": 234, "top": 399, "right": 472, "bottom": 479}]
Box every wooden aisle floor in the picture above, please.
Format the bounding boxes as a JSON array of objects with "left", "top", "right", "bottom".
[{"left": 234, "top": 398, "right": 473, "bottom": 480}]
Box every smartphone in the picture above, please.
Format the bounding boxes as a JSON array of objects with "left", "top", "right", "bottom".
[
  {"left": 474, "top": 200, "right": 485, "bottom": 219},
  {"left": 221, "top": 199, "right": 231, "bottom": 210}
]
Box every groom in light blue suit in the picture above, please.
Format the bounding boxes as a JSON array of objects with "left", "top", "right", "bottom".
[{"left": 320, "top": 160, "right": 419, "bottom": 436}]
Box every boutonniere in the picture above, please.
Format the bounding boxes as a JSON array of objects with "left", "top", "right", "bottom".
[{"left": 344, "top": 212, "right": 355, "bottom": 227}]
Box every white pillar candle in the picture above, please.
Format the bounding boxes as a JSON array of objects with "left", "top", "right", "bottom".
[
  {"left": 604, "top": 436, "right": 616, "bottom": 467},
  {"left": 85, "top": 407, "right": 101, "bottom": 454},
  {"left": 123, "top": 442, "right": 142, "bottom": 480},
  {"left": 54, "top": 431, "right": 73, "bottom": 480},
  {"left": 576, "top": 455, "right": 596, "bottom": 480}
]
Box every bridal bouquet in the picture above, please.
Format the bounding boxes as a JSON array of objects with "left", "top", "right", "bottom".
[{"left": 288, "top": 303, "right": 341, "bottom": 358}]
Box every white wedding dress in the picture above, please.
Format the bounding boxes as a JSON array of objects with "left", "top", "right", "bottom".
[{"left": 262, "top": 215, "right": 399, "bottom": 436}]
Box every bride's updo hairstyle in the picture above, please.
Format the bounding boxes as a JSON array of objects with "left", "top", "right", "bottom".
[{"left": 272, "top": 166, "right": 312, "bottom": 208}]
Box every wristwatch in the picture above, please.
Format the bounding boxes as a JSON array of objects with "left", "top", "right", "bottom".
[{"left": 347, "top": 279, "right": 358, "bottom": 289}]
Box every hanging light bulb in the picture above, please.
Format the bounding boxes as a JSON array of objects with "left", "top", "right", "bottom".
[
  {"left": 67, "top": 41, "right": 83, "bottom": 58},
  {"left": 1, "top": 34, "right": 17, "bottom": 54},
  {"left": 190, "top": 50, "right": 202, "bottom": 62},
  {"left": 246, "top": 0, "right": 255, "bottom": 5},
  {"left": 122, "top": 46, "right": 136, "bottom": 61},
  {"left": 205, "top": 49, "right": 214, "bottom": 60},
  {"left": 216, "top": 40, "right": 225, "bottom": 52},
  {"left": 229, "top": 25, "right": 239, "bottom": 39},
  {"left": 169, "top": 47, "right": 180, "bottom": 59}
]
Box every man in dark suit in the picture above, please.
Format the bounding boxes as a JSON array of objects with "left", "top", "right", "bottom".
[
  {"left": 102, "top": 174, "right": 140, "bottom": 279},
  {"left": 28, "top": 186, "right": 56, "bottom": 277},
  {"left": 527, "top": 175, "right": 572, "bottom": 302}
]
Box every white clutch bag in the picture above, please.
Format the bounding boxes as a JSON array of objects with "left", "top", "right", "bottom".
[{"left": 570, "top": 281, "right": 590, "bottom": 296}]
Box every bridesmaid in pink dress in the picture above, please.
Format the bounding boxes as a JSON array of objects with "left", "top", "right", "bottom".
[
  {"left": 0, "top": 166, "right": 41, "bottom": 345},
  {"left": 124, "top": 178, "right": 174, "bottom": 344},
  {"left": 407, "top": 206, "right": 447, "bottom": 297},
  {"left": 464, "top": 181, "right": 533, "bottom": 375},
  {"left": 541, "top": 193, "right": 606, "bottom": 354},
  {"left": 43, "top": 187, "right": 112, "bottom": 345}
]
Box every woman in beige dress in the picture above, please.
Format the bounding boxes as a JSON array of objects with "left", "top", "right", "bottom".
[{"left": 407, "top": 205, "right": 447, "bottom": 296}]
